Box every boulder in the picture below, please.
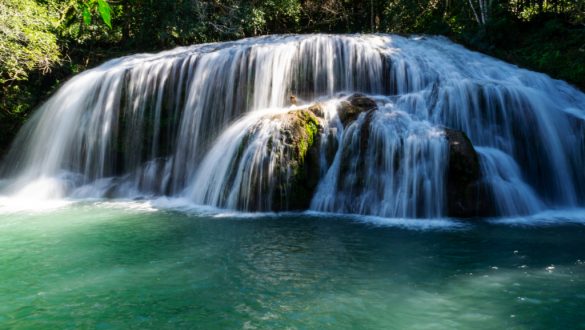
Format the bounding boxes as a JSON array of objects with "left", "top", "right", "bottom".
[
  {"left": 271, "top": 108, "right": 323, "bottom": 210},
  {"left": 231, "top": 95, "right": 489, "bottom": 218},
  {"left": 444, "top": 128, "right": 487, "bottom": 217},
  {"left": 236, "top": 107, "right": 323, "bottom": 211},
  {"left": 337, "top": 94, "right": 378, "bottom": 127}
]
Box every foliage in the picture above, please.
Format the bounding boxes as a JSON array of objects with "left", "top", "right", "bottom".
[
  {"left": 80, "top": 0, "right": 112, "bottom": 28},
  {"left": 0, "top": 0, "right": 61, "bottom": 83},
  {"left": 504, "top": 17, "right": 585, "bottom": 87}
]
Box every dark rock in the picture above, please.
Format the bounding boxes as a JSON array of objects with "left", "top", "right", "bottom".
[
  {"left": 323, "top": 127, "right": 339, "bottom": 166},
  {"left": 337, "top": 110, "right": 376, "bottom": 195},
  {"left": 444, "top": 128, "right": 488, "bottom": 218},
  {"left": 337, "top": 94, "right": 378, "bottom": 127}
]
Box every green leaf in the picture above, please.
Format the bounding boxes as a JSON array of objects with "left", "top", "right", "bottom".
[
  {"left": 82, "top": 7, "right": 91, "bottom": 26},
  {"left": 97, "top": 0, "right": 112, "bottom": 28}
]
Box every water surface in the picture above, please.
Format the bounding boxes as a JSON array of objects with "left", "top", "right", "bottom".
[{"left": 1, "top": 201, "right": 584, "bottom": 329}]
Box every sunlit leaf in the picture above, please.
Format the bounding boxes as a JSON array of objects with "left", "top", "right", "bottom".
[{"left": 97, "top": 0, "right": 112, "bottom": 28}]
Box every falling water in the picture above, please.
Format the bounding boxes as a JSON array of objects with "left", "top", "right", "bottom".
[
  {"left": 310, "top": 103, "right": 448, "bottom": 218},
  {"left": 476, "top": 147, "right": 544, "bottom": 216},
  {"left": 1, "top": 34, "right": 584, "bottom": 218},
  {"left": 187, "top": 108, "right": 300, "bottom": 211}
]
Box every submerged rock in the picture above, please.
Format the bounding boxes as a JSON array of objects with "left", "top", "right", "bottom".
[{"left": 444, "top": 128, "right": 486, "bottom": 218}]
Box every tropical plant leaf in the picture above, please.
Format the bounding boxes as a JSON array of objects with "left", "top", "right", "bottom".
[{"left": 97, "top": 0, "right": 112, "bottom": 28}]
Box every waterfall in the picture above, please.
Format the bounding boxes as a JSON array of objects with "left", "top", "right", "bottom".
[
  {"left": 310, "top": 104, "right": 448, "bottom": 218},
  {"left": 1, "top": 34, "right": 584, "bottom": 218},
  {"left": 476, "top": 147, "right": 544, "bottom": 216}
]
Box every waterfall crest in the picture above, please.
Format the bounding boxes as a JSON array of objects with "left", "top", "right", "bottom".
[{"left": 1, "top": 34, "right": 585, "bottom": 218}]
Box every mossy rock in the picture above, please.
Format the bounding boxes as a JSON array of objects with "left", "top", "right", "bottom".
[
  {"left": 234, "top": 107, "right": 323, "bottom": 212},
  {"left": 272, "top": 108, "right": 321, "bottom": 210}
]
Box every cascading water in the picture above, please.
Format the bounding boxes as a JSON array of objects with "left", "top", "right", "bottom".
[
  {"left": 1, "top": 34, "right": 585, "bottom": 218},
  {"left": 310, "top": 104, "right": 449, "bottom": 218},
  {"left": 186, "top": 107, "right": 313, "bottom": 211},
  {"left": 476, "top": 147, "right": 544, "bottom": 215}
]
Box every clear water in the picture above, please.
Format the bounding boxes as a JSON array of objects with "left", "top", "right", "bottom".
[{"left": 1, "top": 201, "right": 584, "bottom": 329}]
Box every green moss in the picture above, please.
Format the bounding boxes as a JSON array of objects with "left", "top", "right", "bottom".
[
  {"left": 294, "top": 110, "right": 319, "bottom": 163},
  {"left": 266, "top": 109, "right": 322, "bottom": 211}
]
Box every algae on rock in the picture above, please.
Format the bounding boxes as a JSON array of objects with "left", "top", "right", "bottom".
[{"left": 229, "top": 107, "right": 323, "bottom": 212}]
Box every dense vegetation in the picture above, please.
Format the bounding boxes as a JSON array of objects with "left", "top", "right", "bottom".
[{"left": 1, "top": 0, "right": 584, "bottom": 154}]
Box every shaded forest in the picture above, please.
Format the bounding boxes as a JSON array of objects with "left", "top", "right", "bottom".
[{"left": 1, "top": 0, "right": 584, "bottom": 153}]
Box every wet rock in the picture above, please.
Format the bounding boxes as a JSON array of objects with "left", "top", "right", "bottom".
[
  {"left": 330, "top": 94, "right": 378, "bottom": 192},
  {"left": 238, "top": 107, "right": 322, "bottom": 211},
  {"left": 337, "top": 110, "right": 376, "bottom": 192},
  {"left": 307, "top": 103, "right": 325, "bottom": 118},
  {"left": 337, "top": 94, "right": 378, "bottom": 127},
  {"left": 274, "top": 109, "right": 322, "bottom": 210},
  {"left": 444, "top": 128, "right": 487, "bottom": 218}
]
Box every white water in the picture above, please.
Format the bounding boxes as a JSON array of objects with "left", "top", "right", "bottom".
[
  {"left": 310, "top": 103, "right": 448, "bottom": 218},
  {"left": 187, "top": 107, "right": 294, "bottom": 211},
  {"left": 476, "top": 147, "right": 544, "bottom": 216},
  {"left": 1, "top": 34, "right": 584, "bottom": 218}
]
